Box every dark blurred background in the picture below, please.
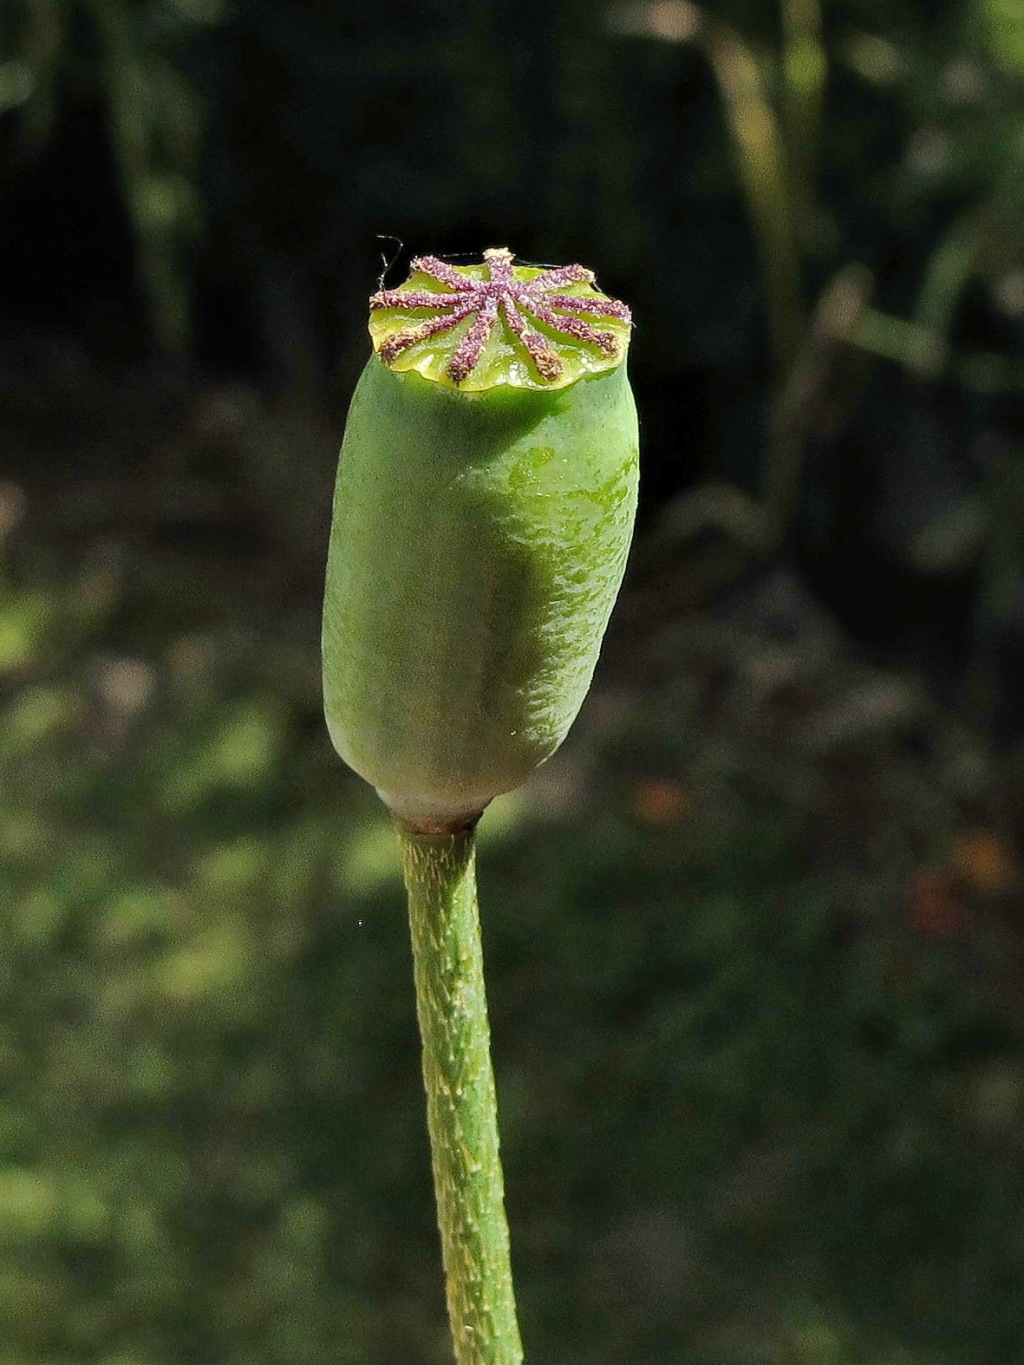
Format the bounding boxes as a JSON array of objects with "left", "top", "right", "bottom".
[{"left": 3, "top": 1, "right": 1024, "bottom": 1361}]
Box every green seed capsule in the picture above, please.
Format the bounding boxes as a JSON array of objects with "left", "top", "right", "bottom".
[{"left": 322, "top": 248, "right": 639, "bottom": 828}]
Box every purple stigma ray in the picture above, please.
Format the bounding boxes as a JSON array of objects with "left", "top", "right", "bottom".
[
  {"left": 448, "top": 293, "right": 500, "bottom": 384},
  {"left": 530, "top": 262, "right": 595, "bottom": 289},
  {"left": 525, "top": 299, "right": 619, "bottom": 355},
  {"left": 374, "top": 247, "right": 632, "bottom": 384},
  {"left": 378, "top": 295, "right": 478, "bottom": 363},
  {"left": 482, "top": 247, "right": 515, "bottom": 284},
  {"left": 370, "top": 288, "right": 467, "bottom": 311},
  {"left": 410, "top": 256, "right": 476, "bottom": 292},
  {"left": 544, "top": 294, "right": 633, "bottom": 324},
  {"left": 502, "top": 297, "right": 563, "bottom": 381}
]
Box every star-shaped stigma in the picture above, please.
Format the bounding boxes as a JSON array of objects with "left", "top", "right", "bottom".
[{"left": 370, "top": 247, "right": 633, "bottom": 385}]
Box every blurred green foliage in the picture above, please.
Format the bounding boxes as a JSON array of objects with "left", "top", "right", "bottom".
[
  {"left": 2, "top": 0, "right": 204, "bottom": 351},
  {"left": 2, "top": 488, "right": 1024, "bottom": 1364},
  {"left": 6, "top": 0, "right": 1024, "bottom": 384},
  {"left": 3, "top": 1, "right": 1024, "bottom": 1361},
  {"left": 6, "top": 0, "right": 1024, "bottom": 644}
]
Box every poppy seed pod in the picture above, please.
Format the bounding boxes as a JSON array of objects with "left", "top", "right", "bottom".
[{"left": 322, "top": 248, "right": 639, "bottom": 829}]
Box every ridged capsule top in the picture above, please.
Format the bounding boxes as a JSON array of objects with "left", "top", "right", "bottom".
[{"left": 368, "top": 247, "right": 633, "bottom": 392}]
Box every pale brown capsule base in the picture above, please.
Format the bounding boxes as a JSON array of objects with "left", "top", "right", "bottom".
[{"left": 387, "top": 799, "right": 486, "bottom": 839}]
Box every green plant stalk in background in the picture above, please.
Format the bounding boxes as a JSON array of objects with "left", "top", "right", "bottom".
[
  {"left": 323, "top": 249, "right": 638, "bottom": 1363},
  {"left": 697, "top": 14, "right": 804, "bottom": 375}
]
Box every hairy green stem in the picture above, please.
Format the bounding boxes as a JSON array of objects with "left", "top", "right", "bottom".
[{"left": 398, "top": 825, "right": 523, "bottom": 1365}]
